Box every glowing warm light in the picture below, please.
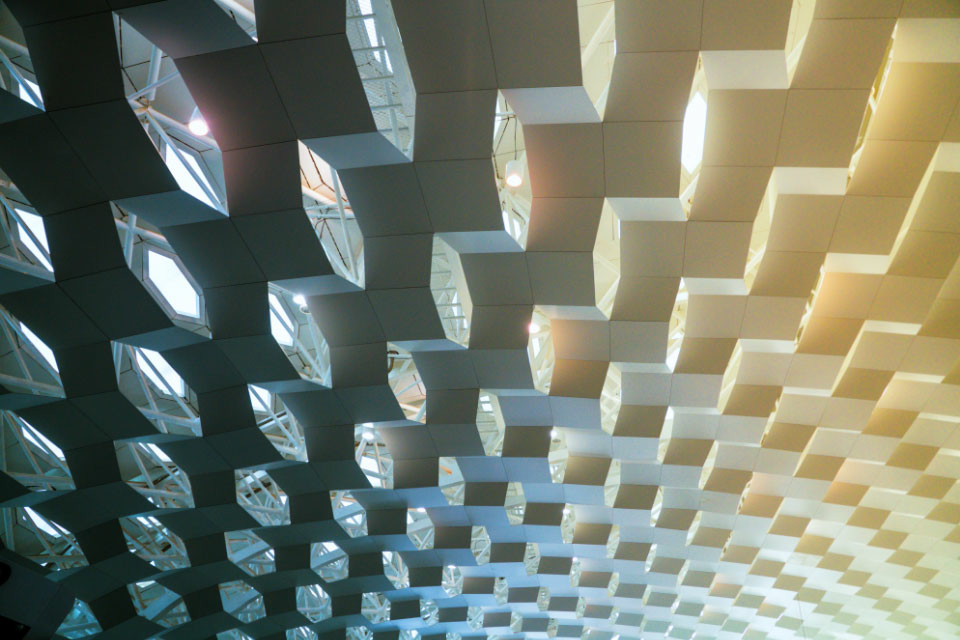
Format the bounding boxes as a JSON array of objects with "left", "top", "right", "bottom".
[
  {"left": 528, "top": 322, "right": 539, "bottom": 333},
  {"left": 504, "top": 159, "right": 523, "bottom": 187},
  {"left": 188, "top": 116, "right": 209, "bottom": 136},
  {"left": 681, "top": 93, "right": 707, "bottom": 172}
]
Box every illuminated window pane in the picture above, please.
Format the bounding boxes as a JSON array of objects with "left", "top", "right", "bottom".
[
  {"left": 135, "top": 348, "right": 184, "bottom": 396},
  {"left": 269, "top": 294, "right": 295, "bottom": 346},
  {"left": 163, "top": 144, "right": 218, "bottom": 209},
  {"left": 147, "top": 251, "right": 199, "bottom": 317},
  {"left": 249, "top": 385, "right": 272, "bottom": 411},
  {"left": 21, "top": 420, "right": 64, "bottom": 459},
  {"left": 681, "top": 93, "right": 708, "bottom": 173},
  {"left": 18, "top": 78, "right": 41, "bottom": 108},
  {"left": 25, "top": 506, "right": 61, "bottom": 537},
  {"left": 15, "top": 209, "right": 51, "bottom": 271},
  {"left": 20, "top": 322, "right": 58, "bottom": 372},
  {"left": 142, "top": 442, "right": 172, "bottom": 463}
]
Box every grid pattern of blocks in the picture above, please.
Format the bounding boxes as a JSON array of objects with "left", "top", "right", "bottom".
[{"left": 0, "top": 1, "right": 959, "bottom": 640}]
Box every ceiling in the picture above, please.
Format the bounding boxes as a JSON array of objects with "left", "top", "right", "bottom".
[{"left": 0, "top": 1, "right": 959, "bottom": 640}]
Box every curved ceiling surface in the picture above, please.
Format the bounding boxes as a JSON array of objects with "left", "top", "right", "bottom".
[{"left": 0, "top": 1, "right": 959, "bottom": 640}]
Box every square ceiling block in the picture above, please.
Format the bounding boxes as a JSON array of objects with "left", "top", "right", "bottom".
[
  {"left": 603, "top": 121, "right": 683, "bottom": 198},
  {"left": 792, "top": 18, "right": 896, "bottom": 89},
  {"left": 683, "top": 221, "right": 752, "bottom": 279},
  {"left": 776, "top": 90, "right": 869, "bottom": 167},
  {"left": 702, "top": 90, "right": 787, "bottom": 167}
]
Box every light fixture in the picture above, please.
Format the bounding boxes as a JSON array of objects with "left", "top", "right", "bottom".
[
  {"left": 505, "top": 159, "right": 523, "bottom": 187},
  {"left": 550, "top": 428, "right": 558, "bottom": 439},
  {"left": 188, "top": 107, "right": 209, "bottom": 136},
  {"left": 188, "top": 117, "right": 209, "bottom": 136},
  {"left": 528, "top": 322, "right": 539, "bottom": 333},
  {"left": 680, "top": 93, "right": 707, "bottom": 172},
  {"left": 362, "top": 430, "right": 375, "bottom": 441},
  {"left": 504, "top": 113, "right": 523, "bottom": 187},
  {"left": 293, "top": 294, "right": 306, "bottom": 306}
]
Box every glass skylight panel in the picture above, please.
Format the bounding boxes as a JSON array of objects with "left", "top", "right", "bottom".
[
  {"left": 142, "top": 442, "right": 172, "bottom": 463},
  {"left": 18, "top": 77, "right": 42, "bottom": 108},
  {"left": 681, "top": 93, "right": 708, "bottom": 173},
  {"left": 249, "top": 385, "right": 272, "bottom": 411},
  {"left": 21, "top": 420, "right": 64, "bottom": 459},
  {"left": 25, "top": 506, "right": 61, "bottom": 537},
  {"left": 163, "top": 144, "right": 219, "bottom": 209},
  {"left": 147, "top": 250, "right": 199, "bottom": 317},
  {"left": 20, "top": 322, "right": 58, "bottom": 372},
  {"left": 269, "top": 293, "right": 295, "bottom": 346},
  {"left": 136, "top": 348, "right": 185, "bottom": 396},
  {"left": 15, "top": 209, "right": 52, "bottom": 270}
]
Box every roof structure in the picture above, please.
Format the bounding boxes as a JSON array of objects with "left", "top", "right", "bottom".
[{"left": 0, "top": 1, "right": 959, "bottom": 639}]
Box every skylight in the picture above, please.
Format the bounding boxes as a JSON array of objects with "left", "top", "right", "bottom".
[
  {"left": 249, "top": 385, "right": 271, "bottom": 411},
  {"left": 681, "top": 93, "right": 708, "bottom": 173},
  {"left": 21, "top": 420, "right": 64, "bottom": 459},
  {"left": 163, "top": 144, "right": 219, "bottom": 209},
  {"left": 17, "top": 77, "right": 42, "bottom": 108},
  {"left": 146, "top": 250, "right": 199, "bottom": 317},
  {"left": 25, "top": 506, "right": 61, "bottom": 537},
  {"left": 269, "top": 293, "right": 295, "bottom": 346},
  {"left": 20, "top": 322, "right": 58, "bottom": 372},
  {"left": 15, "top": 209, "right": 52, "bottom": 271},
  {"left": 135, "top": 348, "right": 185, "bottom": 396},
  {"left": 142, "top": 442, "right": 172, "bottom": 463}
]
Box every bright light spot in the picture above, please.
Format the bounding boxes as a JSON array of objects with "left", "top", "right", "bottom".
[
  {"left": 269, "top": 293, "right": 295, "bottom": 346},
  {"left": 416, "top": 507, "right": 426, "bottom": 513},
  {"left": 25, "top": 507, "right": 61, "bottom": 537},
  {"left": 364, "top": 18, "right": 379, "bottom": 49},
  {"left": 446, "top": 565, "right": 455, "bottom": 570},
  {"left": 550, "top": 428, "right": 558, "bottom": 439},
  {"left": 528, "top": 322, "right": 539, "bottom": 334},
  {"left": 249, "top": 385, "right": 271, "bottom": 411},
  {"left": 15, "top": 209, "right": 51, "bottom": 271},
  {"left": 143, "top": 442, "right": 172, "bottom": 463},
  {"left": 666, "top": 347, "right": 680, "bottom": 371},
  {"left": 21, "top": 420, "right": 63, "bottom": 459},
  {"left": 18, "top": 78, "right": 41, "bottom": 108},
  {"left": 135, "top": 348, "right": 184, "bottom": 396},
  {"left": 504, "top": 159, "right": 523, "bottom": 188},
  {"left": 362, "top": 430, "right": 376, "bottom": 441},
  {"left": 163, "top": 144, "right": 218, "bottom": 209},
  {"left": 188, "top": 117, "right": 209, "bottom": 136},
  {"left": 562, "top": 508, "right": 570, "bottom": 515},
  {"left": 137, "top": 515, "right": 162, "bottom": 528},
  {"left": 20, "top": 322, "right": 57, "bottom": 372},
  {"left": 681, "top": 93, "right": 707, "bottom": 173},
  {"left": 147, "top": 250, "right": 199, "bottom": 317},
  {"left": 293, "top": 294, "right": 306, "bottom": 306}
]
